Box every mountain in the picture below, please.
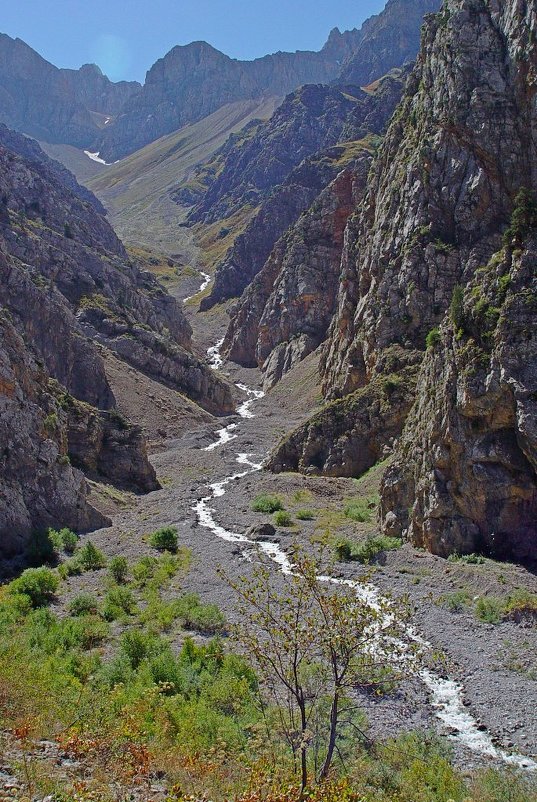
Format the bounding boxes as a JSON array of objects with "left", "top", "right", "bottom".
[
  {"left": 190, "top": 72, "right": 406, "bottom": 310},
  {"left": 269, "top": 0, "right": 537, "bottom": 561},
  {"left": 338, "top": 0, "right": 442, "bottom": 85},
  {"left": 97, "top": 0, "right": 440, "bottom": 163},
  {"left": 0, "top": 34, "right": 140, "bottom": 147},
  {"left": 95, "top": 36, "right": 361, "bottom": 162},
  {"left": 0, "top": 128, "right": 232, "bottom": 559}
]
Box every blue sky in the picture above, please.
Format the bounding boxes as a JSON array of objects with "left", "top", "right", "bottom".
[{"left": 1, "top": 1, "right": 387, "bottom": 83}]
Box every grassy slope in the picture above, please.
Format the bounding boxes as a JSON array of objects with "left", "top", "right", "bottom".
[{"left": 85, "top": 97, "right": 281, "bottom": 258}]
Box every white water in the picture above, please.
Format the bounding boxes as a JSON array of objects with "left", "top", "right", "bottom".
[
  {"left": 184, "top": 270, "right": 211, "bottom": 303},
  {"left": 84, "top": 150, "right": 114, "bottom": 165},
  {"left": 193, "top": 338, "right": 537, "bottom": 772}
]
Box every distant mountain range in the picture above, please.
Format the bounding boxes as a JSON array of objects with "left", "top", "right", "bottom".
[{"left": 0, "top": 0, "right": 441, "bottom": 158}]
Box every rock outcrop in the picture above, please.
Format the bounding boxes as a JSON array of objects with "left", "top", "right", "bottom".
[
  {"left": 269, "top": 365, "right": 419, "bottom": 477},
  {"left": 268, "top": 0, "right": 537, "bottom": 562},
  {"left": 0, "top": 131, "right": 233, "bottom": 558},
  {"left": 0, "top": 34, "right": 140, "bottom": 147},
  {"left": 338, "top": 0, "right": 441, "bottom": 86},
  {"left": 198, "top": 73, "right": 406, "bottom": 309},
  {"left": 322, "top": 0, "right": 537, "bottom": 398},
  {"left": 0, "top": 311, "right": 109, "bottom": 560},
  {"left": 381, "top": 237, "right": 537, "bottom": 562},
  {"left": 223, "top": 153, "right": 372, "bottom": 385}
]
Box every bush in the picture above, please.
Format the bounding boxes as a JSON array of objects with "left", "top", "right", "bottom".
[
  {"left": 9, "top": 567, "right": 59, "bottom": 607},
  {"left": 58, "top": 558, "right": 83, "bottom": 579},
  {"left": 48, "top": 527, "right": 79, "bottom": 554},
  {"left": 295, "top": 509, "right": 315, "bottom": 521},
  {"left": 109, "top": 555, "right": 128, "bottom": 584},
  {"left": 425, "top": 327, "right": 441, "bottom": 349},
  {"left": 102, "top": 587, "right": 137, "bottom": 621},
  {"left": 441, "top": 591, "right": 471, "bottom": 613},
  {"left": 335, "top": 536, "right": 402, "bottom": 564},
  {"left": 176, "top": 593, "right": 226, "bottom": 635},
  {"left": 344, "top": 498, "right": 375, "bottom": 523},
  {"left": 149, "top": 526, "right": 178, "bottom": 553},
  {"left": 450, "top": 284, "right": 465, "bottom": 332},
  {"left": 448, "top": 552, "right": 485, "bottom": 565},
  {"left": 251, "top": 494, "right": 284, "bottom": 513},
  {"left": 353, "top": 535, "right": 402, "bottom": 564},
  {"left": 68, "top": 593, "right": 100, "bottom": 617},
  {"left": 475, "top": 596, "right": 503, "bottom": 624},
  {"left": 78, "top": 541, "right": 107, "bottom": 570},
  {"left": 274, "top": 510, "right": 293, "bottom": 527},
  {"left": 335, "top": 539, "right": 353, "bottom": 562},
  {"left": 120, "top": 629, "right": 165, "bottom": 669}
]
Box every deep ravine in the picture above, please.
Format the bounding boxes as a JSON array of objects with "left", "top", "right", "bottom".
[{"left": 194, "top": 337, "right": 537, "bottom": 773}]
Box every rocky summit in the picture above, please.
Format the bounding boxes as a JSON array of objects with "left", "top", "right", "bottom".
[{"left": 0, "top": 1, "right": 537, "bottom": 798}]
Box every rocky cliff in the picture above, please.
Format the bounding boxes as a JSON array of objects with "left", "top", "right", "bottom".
[
  {"left": 338, "top": 0, "right": 441, "bottom": 85},
  {"left": 0, "top": 34, "right": 140, "bottom": 147},
  {"left": 0, "top": 132, "right": 233, "bottom": 559},
  {"left": 96, "top": 38, "right": 361, "bottom": 162},
  {"left": 197, "top": 73, "right": 406, "bottom": 310},
  {"left": 97, "top": 0, "right": 440, "bottom": 162},
  {"left": 380, "top": 223, "right": 537, "bottom": 563},
  {"left": 223, "top": 152, "right": 373, "bottom": 384},
  {"left": 269, "top": 0, "right": 537, "bottom": 561}
]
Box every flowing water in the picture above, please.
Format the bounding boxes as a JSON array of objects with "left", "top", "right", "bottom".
[{"left": 194, "top": 338, "right": 537, "bottom": 772}]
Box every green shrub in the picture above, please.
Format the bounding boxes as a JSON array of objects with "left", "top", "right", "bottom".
[
  {"left": 119, "top": 629, "right": 166, "bottom": 669},
  {"left": 149, "top": 526, "right": 178, "bottom": 552},
  {"left": 295, "top": 509, "right": 315, "bottom": 521},
  {"left": 109, "top": 555, "right": 128, "bottom": 584},
  {"left": 502, "top": 187, "right": 537, "bottom": 247},
  {"left": 58, "top": 558, "right": 83, "bottom": 579},
  {"left": 68, "top": 593, "right": 100, "bottom": 617},
  {"left": 475, "top": 596, "right": 503, "bottom": 624},
  {"left": 251, "top": 494, "right": 284, "bottom": 513},
  {"left": 450, "top": 284, "right": 465, "bottom": 332},
  {"left": 344, "top": 497, "right": 375, "bottom": 523},
  {"left": 102, "top": 587, "right": 137, "bottom": 621},
  {"left": 335, "top": 539, "right": 353, "bottom": 562},
  {"left": 274, "top": 510, "right": 293, "bottom": 527},
  {"left": 353, "top": 535, "right": 402, "bottom": 564},
  {"left": 441, "top": 591, "right": 471, "bottom": 613},
  {"left": 502, "top": 589, "right": 537, "bottom": 623},
  {"left": 77, "top": 541, "right": 107, "bottom": 570},
  {"left": 48, "top": 527, "right": 79, "bottom": 554},
  {"left": 425, "top": 327, "right": 441, "bottom": 349},
  {"left": 176, "top": 593, "right": 226, "bottom": 635},
  {"left": 447, "top": 552, "right": 485, "bottom": 565},
  {"left": 9, "top": 567, "right": 59, "bottom": 607}
]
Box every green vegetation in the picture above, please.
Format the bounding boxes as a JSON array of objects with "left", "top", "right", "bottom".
[
  {"left": 439, "top": 591, "right": 471, "bottom": 613},
  {"left": 296, "top": 509, "right": 316, "bottom": 521},
  {"left": 448, "top": 552, "right": 486, "bottom": 565},
  {"left": 109, "top": 554, "right": 129, "bottom": 584},
  {"left": 0, "top": 546, "right": 534, "bottom": 800},
  {"left": 503, "top": 187, "right": 537, "bottom": 246},
  {"left": 344, "top": 495, "right": 378, "bottom": 523},
  {"left": 335, "top": 535, "right": 403, "bottom": 564},
  {"left": 102, "top": 587, "right": 137, "bottom": 621},
  {"left": 450, "top": 284, "right": 466, "bottom": 333},
  {"left": 68, "top": 593, "right": 100, "bottom": 617},
  {"left": 149, "top": 525, "right": 179, "bottom": 552},
  {"left": 8, "top": 567, "right": 59, "bottom": 607},
  {"left": 274, "top": 510, "right": 293, "bottom": 527},
  {"left": 48, "top": 527, "right": 79, "bottom": 554},
  {"left": 252, "top": 494, "right": 284, "bottom": 513},
  {"left": 77, "top": 541, "right": 107, "bottom": 570},
  {"left": 426, "top": 326, "right": 441, "bottom": 349}
]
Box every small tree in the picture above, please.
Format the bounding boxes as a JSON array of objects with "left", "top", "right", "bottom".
[{"left": 222, "top": 549, "right": 421, "bottom": 795}]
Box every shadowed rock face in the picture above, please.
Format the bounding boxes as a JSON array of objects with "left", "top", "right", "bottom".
[
  {"left": 0, "top": 34, "right": 140, "bottom": 147},
  {"left": 0, "top": 132, "right": 233, "bottom": 558},
  {"left": 0, "top": 311, "right": 109, "bottom": 560}
]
